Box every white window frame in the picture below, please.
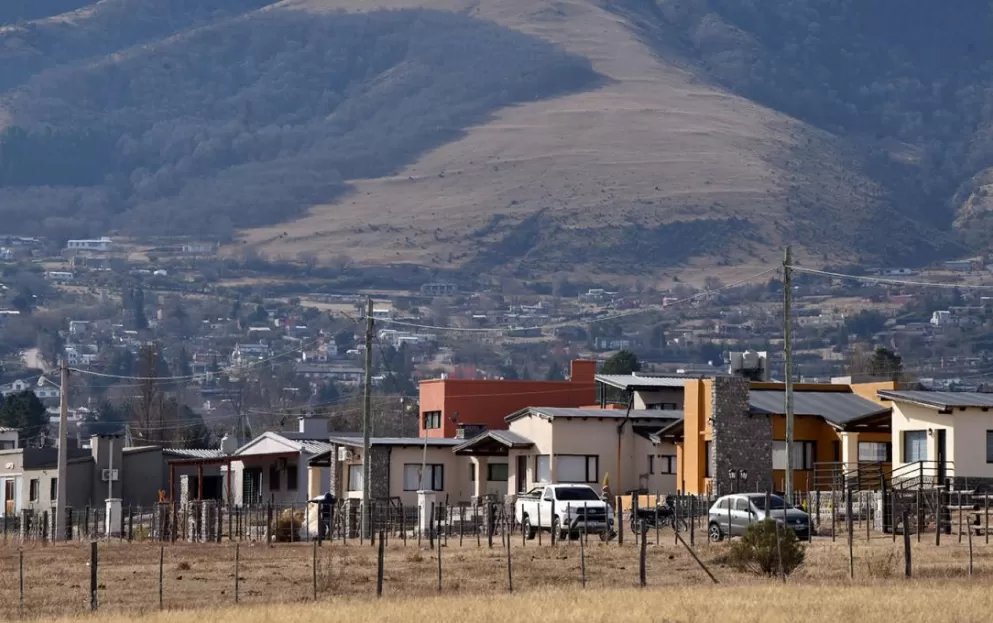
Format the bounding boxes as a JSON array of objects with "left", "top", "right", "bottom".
[
  {"left": 903, "top": 430, "right": 928, "bottom": 463},
  {"left": 348, "top": 464, "right": 363, "bottom": 492},
  {"left": 772, "top": 441, "right": 815, "bottom": 470},
  {"left": 535, "top": 455, "right": 551, "bottom": 484},
  {"left": 556, "top": 455, "right": 598, "bottom": 484},
  {"left": 858, "top": 441, "right": 891, "bottom": 463}
]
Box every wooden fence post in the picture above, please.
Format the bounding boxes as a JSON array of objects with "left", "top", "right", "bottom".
[
  {"left": 313, "top": 541, "right": 318, "bottom": 600},
  {"left": 234, "top": 543, "right": 240, "bottom": 604},
  {"left": 436, "top": 521, "right": 442, "bottom": 592},
  {"left": 902, "top": 510, "right": 911, "bottom": 578},
  {"left": 846, "top": 487, "right": 854, "bottom": 580},
  {"left": 506, "top": 518, "right": 513, "bottom": 593},
  {"left": 639, "top": 525, "right": 647, "bottom": 588},
  {"left": 377, "top": 530, "right": 385, "bottom": 597},
  {"left": 90, "top": 541, "right": 98, "bottom": 612},
  {"left": 159, "top": 545, "right": 164, "bottom": 610},
  {"left": 19, "top": 549, "right": 24, "bottom": 618},
  {"left": 579, "top": 527, "right": 587, "bottom": 588}
]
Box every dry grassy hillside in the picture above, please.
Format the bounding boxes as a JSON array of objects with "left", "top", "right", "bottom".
[{"left": 238, "top": 0, "right": 894, "bottom": 279}]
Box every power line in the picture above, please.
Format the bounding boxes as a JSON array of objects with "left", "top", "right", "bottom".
[{"left": 789, "top": 266, "right": 993, "bottom": 290}]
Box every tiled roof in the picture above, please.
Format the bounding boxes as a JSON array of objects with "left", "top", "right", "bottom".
[{"left": 164, "top": 448, "right": 226, "bottom": 459}]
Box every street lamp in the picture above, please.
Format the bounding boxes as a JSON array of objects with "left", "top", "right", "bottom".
[{"left": 728, "top": 468, "right": 749, "bottom": 493}]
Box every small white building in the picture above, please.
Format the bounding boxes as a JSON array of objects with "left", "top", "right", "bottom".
[{"left": 66, "top": 237, "right": 114, "bottom": 252}]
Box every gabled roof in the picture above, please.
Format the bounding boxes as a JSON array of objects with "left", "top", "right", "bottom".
[
  {"left": 454, "top": 430, "right": 534, "bottom": 455},
  {"left": 234, "top": 431, "right": 332, "bottom": 457},
  {"left": 595, "top": 374, "right": 694, "bottom": 391},
  {"left": 878, "top": 390, "right": 993, "bottom": 410},
  {"left": 748, "top": 390, "right": 890, "bottom": 427},
  {"left": 328, "top": 436, "right": 464, "bottom": 448},
  {"left": 506, "top": 406, "right": 683, "bottom": 423}
]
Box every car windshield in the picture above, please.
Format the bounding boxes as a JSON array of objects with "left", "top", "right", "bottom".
[
  {"left": 555, "top": 487, "right": 600, "bottom": 501},
  {"left": 750, "top": 495, "right": 787, "bottom": 510}
]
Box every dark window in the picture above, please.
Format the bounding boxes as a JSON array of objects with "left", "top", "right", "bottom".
[
  {"left": 49, "top": 477, "right": 58, "bottom": 502},
  {"left": 715, "top": 497, "right": 729, "bottom": 510},
  {"left": 858, "top": 442, "right": 892, "bottom": 462},
  {"left": 286, "top": 464, "right": 298, "bottom": 491},
  {"left": 752, "top": 495, "right": 787, "bottom": 511},
  {"left": 469, "top": 463, "right": 476, "bottom": 482},
  {"left": 269, "top": 464, "right": 281, "bottom": 492},
  {"left": 554, "top": 486, "right": 601, "bottom": 502},
  {"left": 422, "top": 411, "right": 442, "bottom": 429},
  {"left": 657, "top": 455, "right": 676, "bottom": 474},
  {"left": 487, "top": 463, "right": 509, "bottom": 482},
  {"left": 648, "top": 455, "right": 655, "bottom": 475},
  {"left": 733, "top": 498, "right": 749, "bottom": 512},
  {"left": 986, "top": 431, "right": 993, "bottom": 464},
  {"left": 29, "top": 479, "right": 39, "bottom": 502},
  {"left": 903, "top": 430, "right": 928, "bottom": 463},
  {"left": 705, "top": 441, "right": 713, "bottom": 478}
]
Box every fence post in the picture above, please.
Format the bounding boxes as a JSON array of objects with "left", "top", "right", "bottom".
[
  {"left": 846, "top": 487, "right": 854, "bottom": 580},
  {"left": 19, "top": 549, "right": 24, "bottom": 618},
  {"left": 313, "top": 541, "right": 318, "bottom": 600},
  {"left": 936, "top": 489, "right": 942, "bottom": 547},
  {"left": 376, "top": 530, "right": 385, "bottom": 597},
  {"left": 159, "top": 546, "right": 164, "bottom": 610},
  {"left": 968, "top": 512, "right": 974, "bottom": 577},
  {"left": 429, "top": 502, "right": 435, "bottom": 550},
  {"left": 234, "top": 543, "right": 240, "bottom": 604},
  {"left": 506, "top": 518, "right": 513, "bottom": 593},
  {"left": 90, "top": 541, "right": 98, "bottom": 612},
  {"left": 436, "top": 520, "right": 442, "bottom": 592},
  {"left": 689, "top": 496, "right": 695, "bottom": 547},
  {"left": 579, "top": 528, "right": 587, "bottom": 588},
  {"left": 617, "top": 496, "right": 624, "bottom": 546},
  {"left": 902, "top": 510, "right": 911, "bottom": 578},
  {"left": 986, "top": 494, "right": 990, "bottom": 546},
  {"left": 958, "top": 491, "right": 964, "bottom": 544},
  {"left": 639, "top": 524, "right": 647, "bottom": 588},
  {"left": 488, "top": 501, "right": 494, "bottom": 549}
]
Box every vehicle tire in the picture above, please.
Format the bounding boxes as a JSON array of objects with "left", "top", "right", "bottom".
[
  {"left": 708, "top": 522, "right": 724, "bottom": 543},
  {"left": 522, "top": 516, "right": 536, "bottom": 540}
]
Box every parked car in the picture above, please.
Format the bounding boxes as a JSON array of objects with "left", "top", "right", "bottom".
[
  {"left": 707, "top": 493, "right": 812, "bottom": 542},
  {"left": 515, "top": 484, "right": 614, "bottom": 540}
]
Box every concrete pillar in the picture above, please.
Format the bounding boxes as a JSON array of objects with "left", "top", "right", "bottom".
[
  {"left": 308, "top": 465, "right": 322, "bottom": 500},
  {"left": 105, "top": 498, "right": 122, "bottom": 538},
  {"left": 472, "top": 457, "right": 488, "bottom": 500},
  {"left": 840, "top": 432, "right": 859, "bottom": 473},
  {"left": 418, "top": 490, "right": 437, "bottom": 535}
]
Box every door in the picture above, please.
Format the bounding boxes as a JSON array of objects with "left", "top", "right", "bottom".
[
  {"left": 242, "top": 468, "right": 262, "bottom": 506},
  {"left": 516, "top": 455, "right": 527, "bottom": 493},
  {"left": 731, "top": 497, "right": 751, "bottom": 536},
  {"left": 541, "top": 487, "right": 555, "bottom": 528},
  {"left": 936, "top": 430, "right": 947, "bottom": 485},
  {"left": 3, "top": 480, "right": 14, "bottom": 516}
]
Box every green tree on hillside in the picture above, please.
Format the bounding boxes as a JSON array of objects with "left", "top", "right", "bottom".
[
  {"left": 602, "top": 350, "right": 641, "bottom": 375},
  {"left": 0, "top": 390, "right": 47, "bottom": 446}
]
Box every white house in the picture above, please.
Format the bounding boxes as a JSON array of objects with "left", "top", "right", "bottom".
[{"left": 66, "top": 237, "right": 114, "bottom": 252}]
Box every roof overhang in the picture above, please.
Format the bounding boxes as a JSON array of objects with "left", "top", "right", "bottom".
[
  {"left": 454, "top": 431, "right": 534, "bottom": 456},
  {"left": 649, "top": 419, "right": 685, "bottom": 443}
]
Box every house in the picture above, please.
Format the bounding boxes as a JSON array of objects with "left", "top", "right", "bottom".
[
  {"left": 231, "top": 343, "right": 272, "bottom": 366},
  {"left": 594, "top": 373, "right": 689, "bottom": 410},
  {"left": 878, "top": 390, "right": 993, "bottom": 489},
  {"left": 669, "top": 377, "right": 896, "bottom": 496},
  {"left": 66, "top": 237, "right": 114, "bottom": 252},
  {"left": 209, "top": 418, "right": 334, "bottom": 507},
  {"left": 1, "top": 378, "right": 60, "bottom": 401},
  {"left": 417, "top": 359, "right": 597, "bottom": 438},
  {"left": 294, "top": 364, "right": 364, "bottom": 385},
  {"left": 0, "top": 428, "right": 18, "bottom": 450},
  {"left": 44, "top": 271, "right": 74, "bottom": 282},
  {"left": 0, "top": 434, "right": 221, "bottom": 518},
  {"left": 420, "top": 283, "right": 459, "bottom": 296},
  {"left": 68, "top": 320, "right": 90, "bottom": 336}
]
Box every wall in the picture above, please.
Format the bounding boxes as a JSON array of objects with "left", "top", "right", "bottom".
[
  {"left": 681, "top": 379, "right": 713, "bottom": 494},
  {"left": 632, "top": 387, "right": 684, "bottom": 410},
  {"left": 89, "top": 436, "right": 123, "bottom": 505},
  {"left": 711, "top": 376, "right": 772, "bottom": 496},
  {"left": 340, "top": 446, "right": 472, "bottom": 506},
  {"left": 0, "top": 451, "right": 24, "bottom": 517},
  {"left": 23, "top": 461, "right": 92, "bottom": 512},
  {"left": 418, "top": 360, "right": 598, "bottom": 438},
  {"left": 889, "top": 402, "right": 993, "bottom": 481}
]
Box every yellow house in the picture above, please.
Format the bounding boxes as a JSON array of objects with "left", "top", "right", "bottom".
[{"left": 668, "top": 377, "right": 897, "bottom": 496}]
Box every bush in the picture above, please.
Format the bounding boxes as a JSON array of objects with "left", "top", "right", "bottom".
[
  {"left": 269, "top": 508, "right": 305, "bottom": 542},
  {"left": 727, "top": 520, "right": 805, "bottom": 577}
]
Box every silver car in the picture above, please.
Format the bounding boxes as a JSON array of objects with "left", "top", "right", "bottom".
[{"left": 707, "top": 493, "right": 812, "bottom": 542}]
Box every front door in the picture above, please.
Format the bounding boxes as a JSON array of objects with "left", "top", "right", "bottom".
[
  {"left": 516, "top": 455, "right": 527, "bottom": 493},
  {"left": 936, "top": 429, "right": 947, "bottom": 485}
]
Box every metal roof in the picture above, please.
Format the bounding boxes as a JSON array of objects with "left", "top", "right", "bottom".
[
  {"left": 522, "top": 407, "right": 684, "bottom": 422},
  {"left": 595, "top": 374, "right": 693, "bottom": 390},
  {"left": 748, "top": 390, "right": 890, "bottom": 426},
  {"left": 328, "top": 436, "right": 464, "bottom": 448},
  {"left": 164, "top": 448, "right": 226, "bottom": 459},
  {"left": 878, "top": 390, "right": 993, "bottom": 409},
  {"left": 453, "top": 430, "right": 534, "bottom": 454}
]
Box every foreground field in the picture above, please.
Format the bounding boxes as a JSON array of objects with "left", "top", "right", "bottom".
[
  {"left": 3, "top": 534, "right": 993, "bottom": 619},
  {"left": 27, "top": 583, "right": 993, "bottom": 623}
]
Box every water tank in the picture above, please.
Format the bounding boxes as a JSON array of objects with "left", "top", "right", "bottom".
[{"left": 220, "top": 434, "right": 238, "bottom": 455}]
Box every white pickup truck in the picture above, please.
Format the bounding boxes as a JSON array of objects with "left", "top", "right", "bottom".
[{"left": 515, "top": 484, "right": 614, "bottom": 540}]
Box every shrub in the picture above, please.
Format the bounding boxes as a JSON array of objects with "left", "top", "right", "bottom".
[
  {"left": 269, "top": 508, "right": 305, "bottom": 542},
  {"left": 727, "top": 520, "right": 805, "bottom": 577}
]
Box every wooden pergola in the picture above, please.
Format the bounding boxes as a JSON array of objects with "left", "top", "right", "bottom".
[{"left": 167, "top": 451, "right": 301, "bottom": 503}]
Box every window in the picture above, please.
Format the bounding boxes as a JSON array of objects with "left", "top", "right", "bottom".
[
  {"left": 402, "top": 464, "right": 443, "bottom": 491},
  {"left": 988, "top": 431, "right": 993, "bottom": 464},
  {"left": 286, "top": 464, "right": 298, "bottom": 491},
  {"left": 348, "top": 465, "right": 363, "bottom": 491},
  {"left": 772, "top": 441, "right": 816, "bottom": 470},
  {"left": 49, "top": 478, "right": 58, "bottom": 502},
  {"left": 422, "top": 411, "right": 442, "bottom": 429},
  {"left": 648, "top": 455, "right": 655, "bottom": 475},
  {"left": 705, "top": 441, "right": 713, "bottom": 478},
  {"left": 715, "top": 497, "right": 729, "bottom": 510},
  {"left": 487, "top": 463, "right": 509, "bottom": 482},
  {"left": 269, "top": 464, "right": 281, "bottom": 491},
  {"left": 656, "top": 455, "right": 676, "bottom": 474},
  {"left": 903, "top": 430, "right": 928, "bottom": 463},
  {"left": 29, "top": 479, "right": 39, "bottom": 502},
  {"left": 733, "top": 498, "right": 749, "bottom": 512},
  {"left": 557, "top": 455, "right": 598, "bottom": 483},
  {"left": 469, "top": 463, "right": 476, "bottom": 482},
  {"left": 535, "top": 455, "right": 551, "bottom": 483},
  {"left": 858, "top": 442, "right": 892, "bottom": 462},
  {"left": 0, "top": 441, "right": 14, "bottom": 450}
]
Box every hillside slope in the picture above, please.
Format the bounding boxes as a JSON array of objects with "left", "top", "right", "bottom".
[{"left": 1, "top": 0, "right": 986, "bottom": 281}]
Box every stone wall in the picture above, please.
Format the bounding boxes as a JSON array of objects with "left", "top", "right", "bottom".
[
  {"left": 369, "top": 446, "right": 391, "bottom": 500},
  {"left": 328, "top": 443, "right": 339, "bottom": 495},
  {"left": 711, "top": 376, "right": 773, "bottom": 495}
]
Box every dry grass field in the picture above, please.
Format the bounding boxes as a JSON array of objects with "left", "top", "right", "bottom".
[
  {"left": 233, "top": 0, "right": 885, "bottom": 280},
  {"left": 3, "top": 533, "right": 993, "bottom": 620}
]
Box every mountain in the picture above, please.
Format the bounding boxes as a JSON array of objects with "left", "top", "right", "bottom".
[{"left": 1, "top": 0, "right": 991, "bottom": 280}]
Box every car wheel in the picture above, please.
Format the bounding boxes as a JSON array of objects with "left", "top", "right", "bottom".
[
  {"left": 708, "top": 522, "right": 724, "bottom": 543},
  {"left": 523, "top": 516, "right": 536, "bottom": 540}
]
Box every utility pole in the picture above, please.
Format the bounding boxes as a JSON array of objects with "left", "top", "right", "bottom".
[
  {"left": 55, "top": 362, "right": 69, "bottom": 541},
  {"left": 360, "top": 297, "right": 374, "bottom": 539},
  {"left": 783, "top": 245, "right": 795, "bottom": 505}
]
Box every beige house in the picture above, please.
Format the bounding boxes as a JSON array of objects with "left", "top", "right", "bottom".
[
  {"left": 455, "top": 407, "right": 681, "bottom": 498},
  {"left": 880, "top": 390, "right": 993, "bottom": 487}
]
